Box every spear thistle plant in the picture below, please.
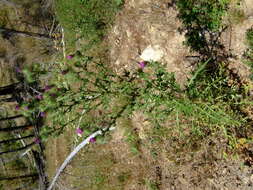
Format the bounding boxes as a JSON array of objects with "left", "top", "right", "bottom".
[{"left": 19, "top": 55, "right": 248, "bottom": 150}]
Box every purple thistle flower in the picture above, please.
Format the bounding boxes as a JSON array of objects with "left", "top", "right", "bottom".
[
  {"left": 57, "top": 88, "right": 64, "bottom": 92},
  {"left": 89, "top": 137, "right": 96, "bottom": 143},
  {"left": 50, "top": 93, "right": 57, "bottom": 97},
  {"left": 66, "top": 55, "right": 74, "bottom": 60},
  {"left": 76, "top": 128, "right": 83, "bottom": 136},
  {"left": 61, "top": 70, "right": 69, "bottom": 75},
  {"left": 35, "top": 94, "right": 43, "bottom": 100},
  {"left": 138, "top": 61, "right": 146, "bottom": 69},
  {"left": 40, "top": 112, "right": 46, "bottom": 118},
  {"left": 15, "top": 105, "right": 20, "bottom": 110},
  {"left": 24, "top": 106, "right": 29, "bottom": 110},
  {"left": 15, "top": 67, "right": 22, "bottom": 73},
  {"left": 44, "top": 85, "right": 53, "bottom": 92},
  {"left": 34, "top": 138, "right": 40, "bottom": 144}
]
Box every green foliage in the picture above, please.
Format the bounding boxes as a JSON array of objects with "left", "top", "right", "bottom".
[
  {"left": 20, "top": 53, "right": 249, "bottom": 155},
  {"left": 93, "top": 173, "right": 107, "bottom": 188},
  {"left": 145, "top": 179, "right": 159, "bottom": 190},
  {"left": 177, "top": 0, "right": 229, "bottom": 31},
  {"left": 117, "top": 172, "right": 131, "bottom": 183},
  {"left": 55, "top": 0, "right": 121, "bottom": 50},
  {"left": 124, "top": 128, "right": 140, "bottom": 155},
  {"left": 19, "top": 0, "right": 251, "bottom": 152},
  {"left": 246, "top": 28, "right": 253, "bottom": 50},
  {"left": 176, "top": 0, "right": 229, "bottom": 54},
  {"left": 0, "top": 132, "right": 37, "bottom": 189},
  {"left": 0, "top": 9, "right": 8, "bottom": 27},
  {"left": 0, "top": 131, "right": 24, "bottom": 152},
  {"left": 245, "top": 28, "right": 253, "bottom": 79},
  {"left": 20, "top": 56, "right": 135, "bottom": 139},
  {"left": 187, "top": 62, "right": 243, "bottom": 103},
  {"left": 134, "top": 62, "right": 244, "bottom": 143}
]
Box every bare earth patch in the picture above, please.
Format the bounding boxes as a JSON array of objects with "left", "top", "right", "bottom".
[
  {"left": 108, "top": 0, "right": 192, "bottom": 86},
  {"left": 222, "top": 0, "right": 253, "bottom": 82}
]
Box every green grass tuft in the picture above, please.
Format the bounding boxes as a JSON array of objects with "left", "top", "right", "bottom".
[
  {"left": 54, "top": 0, "right": 121, "bottom": 51},
  {"left": 246, "top": 28, "right": 253, "bottom": 50}
]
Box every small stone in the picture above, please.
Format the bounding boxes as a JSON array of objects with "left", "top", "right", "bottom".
[{"left": 140, "top": 45, "right": 164, "bottom": 62}]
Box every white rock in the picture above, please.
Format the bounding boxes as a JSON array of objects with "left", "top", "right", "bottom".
[{"left": 140, "top": 45, "right": 164, "bottom": 62}]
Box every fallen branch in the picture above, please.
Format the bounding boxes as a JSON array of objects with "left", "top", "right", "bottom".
[{"left": 47, "top": 127, "right": 115, "bottom": 190}]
